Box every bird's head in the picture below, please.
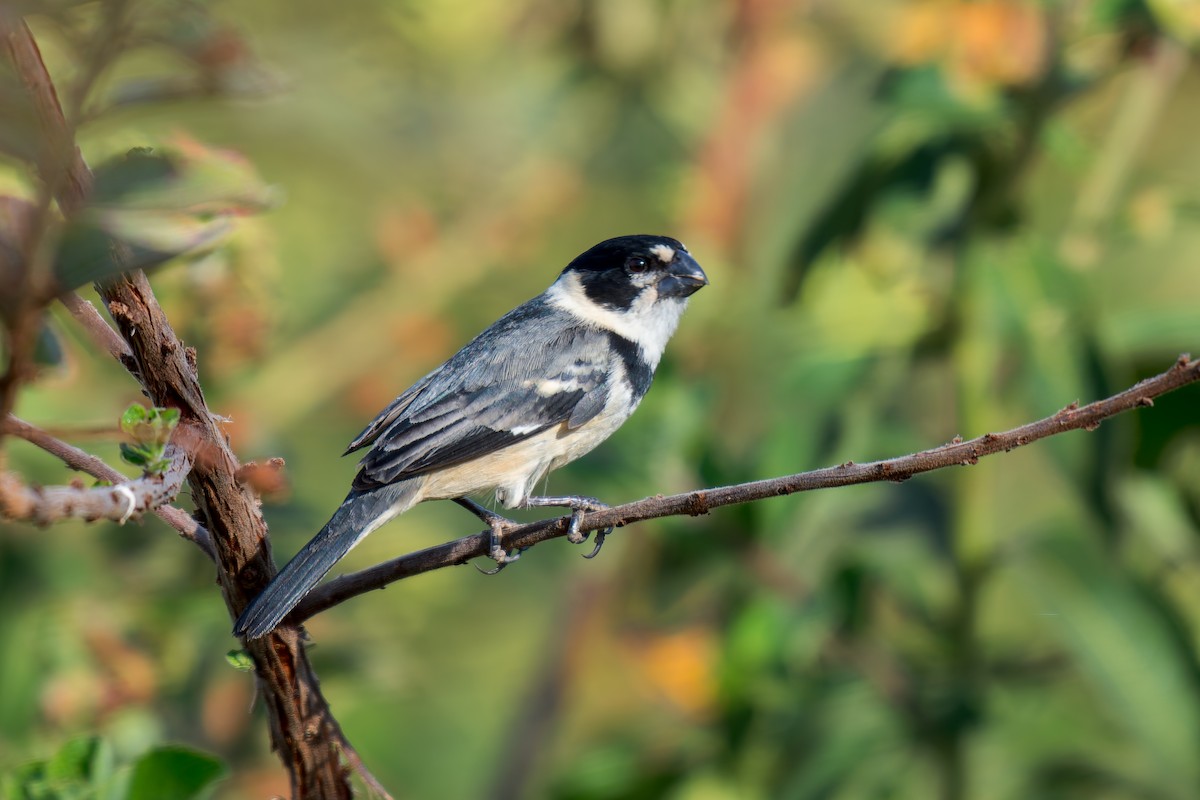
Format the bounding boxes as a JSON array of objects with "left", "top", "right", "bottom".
[
  {"left": 560, "top": 235, "right": 709, "bottom": 312},
  {"left": 546, "top": 235, "right": 708, "bottom": 365}
]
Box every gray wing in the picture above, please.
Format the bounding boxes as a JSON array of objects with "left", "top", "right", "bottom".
[
  {"left": 343, "top": 370, "right": 438, "bottom": 455},
  {"left": 349, "top": 299, "right": 616, "bottom": 490}
]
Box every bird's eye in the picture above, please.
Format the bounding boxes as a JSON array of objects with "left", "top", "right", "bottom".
[{"left": 625, "top": 256, "right": 649, "bottom": 273}]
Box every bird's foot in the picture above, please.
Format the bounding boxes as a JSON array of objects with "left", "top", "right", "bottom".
[
  {"left": 478, "top": 522, "right": 523, "bottom": 575},
  {"left": 479, "top": 544, "right": 521, "bottom": 575},
  {"left": 456, "top": 498, "right": 524, "bottom": 575},
  {"left": 525, "top": 495, "right": 614, "bottom": 558}
]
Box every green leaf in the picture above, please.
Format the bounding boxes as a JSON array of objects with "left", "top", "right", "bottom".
[
  {"left": 32, "top": 318, "right": 65, "bottom": 369},
  {"left": 2, "top": 739, "right": 222, "bottom": 800},
  {"left": 90, "top": 148, "right": 176, "bottom": 206},
  {"left": 119, "top": 442, "right": 151, "bottom": 468},
  {"left": 224, "top": 649, "right": 255, "bottom": 672},
  {"left": 126, "top": 747, "right": 224, "bottom": 800},
  {"left": 45, "top": 736, "right": 100, "bottom": 783},
  {"left": 118, "top": 404, "right": 179, "bottom": 475},
  {"left": 120, "top": 404, "right": 178, "bottom": 444},
  {"left": 1, "top": 761, "right": 47, "bottom": 800},
  {"left": 120, "top": 404, "right": 149, "bottom": 435},
  {"left": 89, "top": 145, "right": 276, "bottom": 215},
  {"left": 52, "top": 219, "right": 185, "bottom": 291},
  {"left": 92, "top": 208, "right": 233, "bottom": 260},
  {"left": 52, "top": 142, "right": 273, "bottom": 291}
]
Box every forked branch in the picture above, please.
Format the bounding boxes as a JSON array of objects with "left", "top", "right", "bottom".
[{"left": 1, "top": 415, "right": 213, "bottom": 558}]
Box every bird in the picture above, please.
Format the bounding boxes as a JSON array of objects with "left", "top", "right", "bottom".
[{"left": 234, "top": 234, "right": 708, "bottom": 638}]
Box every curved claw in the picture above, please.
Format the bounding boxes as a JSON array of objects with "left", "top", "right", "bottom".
[
  {"left": 477, "top": 513, "right": 524, "bottom": 575},
  {"left": 582, "top": 527, "right": 612, "bottom": 559},
  {"left": 479, "top": 546, "right": 524, "bottom": 575}
]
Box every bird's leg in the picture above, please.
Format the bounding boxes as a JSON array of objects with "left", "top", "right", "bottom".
[
  {"left": 454, "top": 497, "right": 522, "bottom": 574},
  {"left": 522, "top": 495, "right": 613, "bottom": 558}
]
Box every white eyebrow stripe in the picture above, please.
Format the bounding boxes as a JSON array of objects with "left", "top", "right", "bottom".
[{"left": 649, "top": 243, "right": 675, "bottom": 264}]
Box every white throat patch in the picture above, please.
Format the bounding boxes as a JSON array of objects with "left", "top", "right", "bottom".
[{"left": 545, "top": 271, "right": 688, "bottom": 369}]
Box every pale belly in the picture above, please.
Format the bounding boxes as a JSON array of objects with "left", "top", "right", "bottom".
[{"left": 419, "top": 390, "right": 636, "bottom": 508}]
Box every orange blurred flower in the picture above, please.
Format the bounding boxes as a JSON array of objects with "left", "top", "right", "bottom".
[
  {"left": 893, "top": 0, "right": 1048, "bottom": 89},
  {"left": 623, "top": 626, "right": 717, "bottom": 718}
]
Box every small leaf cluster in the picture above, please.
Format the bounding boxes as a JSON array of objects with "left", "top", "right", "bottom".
[{"left": 118, "top": 404, "right": 179, "bottom": 476}]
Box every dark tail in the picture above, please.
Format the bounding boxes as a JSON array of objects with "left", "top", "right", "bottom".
[{"left": 234, "top": 479, "right": 422, "bottom": 638}]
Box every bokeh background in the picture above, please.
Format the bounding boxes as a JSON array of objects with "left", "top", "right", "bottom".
[{"left": 3, "top": 0, "right": 1200, "bottom": 797}]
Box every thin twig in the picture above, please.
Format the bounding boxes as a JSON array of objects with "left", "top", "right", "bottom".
[
  {"left": 326, "top": 715, "right": 395, "bottom": 800},
  {"left": 59, "top": 290, "right": 135, "bottom": 364},
  {"left": 289, "top": 354, "right": 1200, "bottom": 626},
  {"left": 2, "top": 414, "right": 213, "bottom": 559}
]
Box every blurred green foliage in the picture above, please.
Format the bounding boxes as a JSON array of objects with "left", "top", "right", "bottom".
[
  {"left": 2, "top": 0, "right": 1199, "bottom": 798},
  {"left": 54, "top": 145, "right": 275, "bottom": 292},
  {"left": 1, "top": 735, "right": 223, "bottom": 800}
]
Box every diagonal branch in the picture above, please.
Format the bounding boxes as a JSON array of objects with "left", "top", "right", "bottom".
[
  {"left": 1, "top": 414, "right": 213, "bottom": 558},
  {"left": 59, "top": 290, "right": 137, "bottom": 366},
  {"left": 289, "top": 354, "right": 1200, "bottom": 626}
]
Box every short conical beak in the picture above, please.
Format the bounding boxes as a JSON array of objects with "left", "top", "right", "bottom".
[{"left": 657, "top": 252, "right": 709, "bottom": 299}]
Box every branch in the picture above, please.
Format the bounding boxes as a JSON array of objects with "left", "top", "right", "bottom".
[
  {"left": 3, "top": 17, "right": 359, "bottom": 799},
  {"left": 1, "top": 414, "right": 214, "bottom": 559},
  {"left": 0, "top": 447, "right": 189, "bottom": 524},
  {"left": 290, "top": 354, "right": 1200, "bottom": 626},
  {"left": 59, "top": 290, "right": 137, "bottom": 367}
]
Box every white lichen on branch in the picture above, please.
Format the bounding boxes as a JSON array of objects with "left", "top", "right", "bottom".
[{"left": 0, "top": 443, "right": 192, "bottom": 526}]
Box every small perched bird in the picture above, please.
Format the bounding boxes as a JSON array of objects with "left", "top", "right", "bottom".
[{"left": 234, "top": 235, "right": 708, "bottom": 638}]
